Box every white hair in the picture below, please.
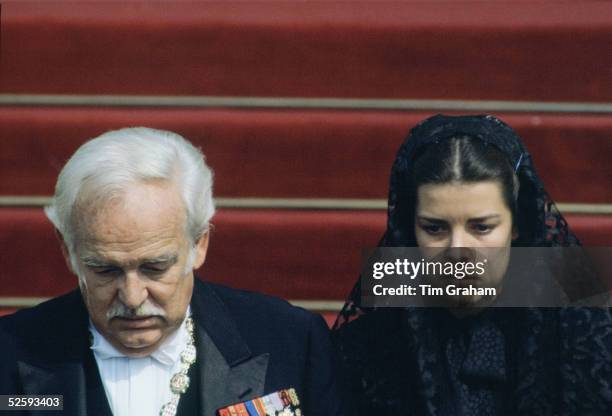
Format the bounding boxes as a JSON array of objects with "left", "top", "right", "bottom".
[{"left": 45, "top": 127, "right": 215, "bottom": 274}]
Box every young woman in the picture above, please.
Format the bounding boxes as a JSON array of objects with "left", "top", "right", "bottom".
[{"left": 332, "top": 114, "right": 611, "bottom": 415}]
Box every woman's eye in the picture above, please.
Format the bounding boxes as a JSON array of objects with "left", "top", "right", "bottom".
[
  {"left": 422, "top": 224, "right": 446, "bottom": 235},
  {"left": 473, "top": 223, "right": 493, "bottom": 234}
]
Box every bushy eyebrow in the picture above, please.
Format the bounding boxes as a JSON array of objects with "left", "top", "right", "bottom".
[
  {"left": 81, "top": 254, "right": 178, "bottom": 268},
  {"left": 141, "top": 254, "right": 178, "bottom": 265},
  {"left": 82, "top": 257, "right": 115, "bottom": 268}
]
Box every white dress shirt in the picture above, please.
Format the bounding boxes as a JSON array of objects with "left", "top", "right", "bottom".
[{"left": 89, "top": 308, "right": 192, "bottom": 416}]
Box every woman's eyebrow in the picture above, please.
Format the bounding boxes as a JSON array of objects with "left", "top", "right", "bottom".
[
  {"left": 416, "top": 216, "right": 447, "bottom": 223},
  {"left": 468, "top": 215, "right": 501, "bottom": 222}
]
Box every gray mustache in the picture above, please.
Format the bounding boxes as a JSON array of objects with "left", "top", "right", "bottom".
[{"left": 106, "top": 300, "right": 166, "bottom": 320}]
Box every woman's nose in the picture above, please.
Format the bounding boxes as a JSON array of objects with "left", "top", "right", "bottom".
[
  {"left": 447, "top": 230, "right": 477, "bottom": 261},
  {"left": 449, "top": 229, "right": 469, "bottom": 248}
]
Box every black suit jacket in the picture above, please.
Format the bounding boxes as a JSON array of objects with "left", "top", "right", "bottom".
[{"left": 0, "top": 279, "right": 345, "bottom": 416}]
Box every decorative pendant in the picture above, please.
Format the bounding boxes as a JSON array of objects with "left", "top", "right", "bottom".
[{"left": 170, "top": 372, "right": 190, "bottom": 394}]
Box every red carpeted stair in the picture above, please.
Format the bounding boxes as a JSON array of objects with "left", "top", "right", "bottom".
[
  {"left": 0, "top": 1, "right": 610, "bottom": 319},
  {"left": 2, "top": 1, "right": 612, "bottom": 101},
  {"left": 1, "top": 107, "right": 611, "bottom": 203}
]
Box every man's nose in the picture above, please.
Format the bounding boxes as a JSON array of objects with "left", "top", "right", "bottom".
[{"left": 118, "top": 272, "right": 148, "bottom": 309}]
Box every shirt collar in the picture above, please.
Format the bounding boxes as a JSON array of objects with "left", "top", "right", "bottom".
[{"left": 89, "top": 306, "right": 191, "bottom": 366}]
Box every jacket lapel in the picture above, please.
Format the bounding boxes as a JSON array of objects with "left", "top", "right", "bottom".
[
  {"left": 16, "top": 291, "right": 90, "bottom": 416},
  {"left": 191, "top": 280, "right": 269, "bottom": 416}
]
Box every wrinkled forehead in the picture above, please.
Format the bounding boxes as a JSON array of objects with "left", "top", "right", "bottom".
[{"left": 72, "top": 180, "right": 188, "bottom": 244}]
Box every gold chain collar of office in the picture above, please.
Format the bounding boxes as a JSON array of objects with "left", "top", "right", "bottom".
[{"left": 159, "top": 316, "right": 197, "bottom": 416}]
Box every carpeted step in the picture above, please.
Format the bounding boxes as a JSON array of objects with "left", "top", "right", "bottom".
[
  {"left": 1, "top": 107, "right": 611, "bottom": 203},
  {"left": 2, "top": 1, "right": 611, "bottom": 101},
  {"left": 0, "top": 308, "right": 18, "bottom": 317},
  {"left": 1, "top": 208, "right": 610, "bottom": 300}
]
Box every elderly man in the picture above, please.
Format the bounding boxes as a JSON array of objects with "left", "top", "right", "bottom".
[{"left": 0, "top": 128, "right": 344, "bottom": 416}]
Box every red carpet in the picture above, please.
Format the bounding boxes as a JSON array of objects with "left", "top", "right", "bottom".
[
  {"left": 2, "top": 1, "right": 611, "bottom": 101},
  {"left": 1, "top": 107, "right": 611, "bottom": 203}
]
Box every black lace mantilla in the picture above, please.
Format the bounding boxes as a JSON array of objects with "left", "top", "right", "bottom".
[{"left": 332, "top": 114, "right": 612, "bottom": 415}]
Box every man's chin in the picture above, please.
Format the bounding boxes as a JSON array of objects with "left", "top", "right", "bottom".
[
  {"left": 107, "top": 319, "right": 166, "bottom": 356},
  {"left": 113, "top": 331, "right": 165, "bottom": 357}
]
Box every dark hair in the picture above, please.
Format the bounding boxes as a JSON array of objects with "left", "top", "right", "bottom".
[
  {"left": 411, "top": 135, "right": 519, "bottom": 220},
  {"left": 384, "top": 114, "right": 577, "bottom": 247},
  {"left": 389, "top": 135, "right": 531, "bottom": 246}
]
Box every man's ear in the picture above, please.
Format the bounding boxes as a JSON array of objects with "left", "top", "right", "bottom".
[
  {"left": 54, "top": 229, "right": 75, "bottom": 273},
  {"left": 193, "top": 232, "right": 210, "bottom": 270},
  {"left": 512, "top": 225, "right": 519, "bottom": 241}
]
